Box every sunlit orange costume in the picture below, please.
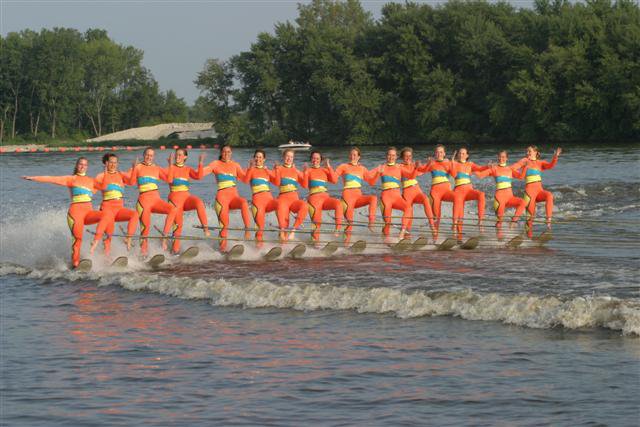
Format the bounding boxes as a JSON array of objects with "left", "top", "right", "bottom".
[
  {"left": 95, "top": 169, "right": 138, "bottom": 256},
  {"left": 272, "top": 164, "right": 308, "bottom": 231},
  {"left": 242, "top": 165, "right": 279, "bottom": 241},
  {"left": 376, "top": 163, "right": 412, "bottom": 233},
  {"left": 165, "top": 162, "right": 207, "bottom": 253},
  {"left": 401, "top": 163, "right": 435, "bottom": 231},
  {"left": 129, "top": 162, "right": 177, "bottom": 255},
  {"left": 514, "top": 155, "right": 559, "bottom": 237},
  {"left": 417, "top": 159, "right": 455, "bottom": 228},
  {"left": 334, "top": 163, "right": 378, "bottom": 225},
  {"left": 27, "top": 174, "right": 108, "bottom": 267},
  {"left": 449, "top": 160, "right": 488, "bottom": 240},
  {"left": 302, "top": 165, "right": 343, "bottom": 239},
  {"left": 201, "top": 160, "right": 251, "bottom": 229},
  {"left": 476, "top": 163, "right": 527, "bottom": 239}
]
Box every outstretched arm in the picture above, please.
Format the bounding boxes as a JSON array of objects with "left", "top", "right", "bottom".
[
  {"left": 541, "top": 148, "right": 561, "bottom": 170},
  {"left": 23, "top": 175, "right": 74, "bottom": 187}
]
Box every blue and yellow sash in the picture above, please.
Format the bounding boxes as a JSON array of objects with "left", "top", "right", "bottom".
[
  {"left": 344, "top": 173, "right": 363, "bottom": 189},
  {"left": 525, "top": 169, "right": 542, "bottom": 184},
  {"left": 381, "top": 175, "right": 401, "bottom": 191},
  {"left": 170, "top": 177, "right": 190, "bottom": 192},
  {"left": 454, "top": 172, "right": 471, "bottom": 187},
  {"left": 251, "top": 177, "right": 270, "bottom": 194},
  {"left": 216, "top": 173, "right": 237, "bottom": 190},
  {"left": 495, "top": 175, "right": 512, "bottom": 190},
  {"left": 431, "top": 170, "right": 450, "bottom": 185},
  {"left": 137, "top": 176, "right": 159, "bottom": 193},
  {"left": 71, "top": 186, "right": 93, "bottom": 203},
  {"left": 309, "top": 179, "right": 328, "bottom": 195},
  {"left": 279, "top": 176, "right": 299, "bottom": 193},
  {"left": 103, "top": 183, "right": 124, "bottom": 200}
]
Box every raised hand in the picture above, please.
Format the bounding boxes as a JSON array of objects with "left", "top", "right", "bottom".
[
  {"left": 554, "top": 147, "right": 562, "bottom": 157},
  {"left": 198, "top": 153, "right": 206, "bottom": 164},
  {"left": 324, "top": 158, "right": 331, "bottom": 168},
  {"left": 132, "top": 156, "right": 139, "bottom": 169},
  {"left": 451, "top": 151, "right": 458, "bottom": 162},
  {"left": 168, "top": 152, "right": 175, "bottom": 165}
]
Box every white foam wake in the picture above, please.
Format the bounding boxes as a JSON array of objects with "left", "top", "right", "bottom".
[
  {"left": 105, "top": 273, "right": 640, "bottom": 336},
  {"left": 2, "top": 264, "right": 638, "bottom": 336}
]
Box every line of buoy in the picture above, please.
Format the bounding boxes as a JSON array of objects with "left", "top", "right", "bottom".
[{"left": 0, "top": 144, "right": 214, "bottom": 154}]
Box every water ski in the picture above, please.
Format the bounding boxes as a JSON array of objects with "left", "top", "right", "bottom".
[
  {"left": 179, "top": 246, "right": 199, "bottom": 260},
  {"left": 321, "top": 241, "right": 339, "bottom": 256},
  {"left": 412, "top": 237, "right": 429, "bottom": 250},
  {"left": 460, "top": 236, "right": 480, "bottom": 250},
  {"left": 391, "top": 238, "right": 412, "bottom": 252},
  {"left": 263, "top": 246, "right": 282, "bottom": 261},
  {"left": 225, "top": 244, "right": 245, "bottom": 261},
  {"left": 110, "top": 256, "right": 128, "bottom": 268},
  {"left": 287, "top": 243, "right": 306, "bottom": 259},
  {"left": 349, "top": 240, "right": 367, "bottom": 254},
  {"left": 436, "top": 238, "right": 458, "bottom": 251},
  {"left": 76, "top": 259, "right": 92, "bottom": 272},
  {"left": 147, "top": 254, "right": 165, "bottom": 268},
  {"left": 505, "top": 235, "right": 524, "bottom": 249},
  {"left": 534, "top": 230, "right": 553, "bottom": 245}
]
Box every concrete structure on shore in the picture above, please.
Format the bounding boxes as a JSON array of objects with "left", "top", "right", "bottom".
[{"left": 86, "top": 123, "right": 215, "bottom": 142}]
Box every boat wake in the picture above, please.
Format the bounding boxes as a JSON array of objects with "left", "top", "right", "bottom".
[{"left": 2, "top": 263, "right": 638, "bottom": 336}]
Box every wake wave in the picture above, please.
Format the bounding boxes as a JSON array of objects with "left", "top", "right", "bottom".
[{"left": 3, "top": 264, "right": 637, "bottom": 336}]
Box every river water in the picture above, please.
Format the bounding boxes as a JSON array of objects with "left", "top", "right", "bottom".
[{"left": 1, "top": 143, "right": 639, "bottom": 425}]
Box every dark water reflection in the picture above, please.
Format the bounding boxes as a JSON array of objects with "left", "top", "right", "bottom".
[{"left": 2, "top": 278, "right": 638, "bottom": 426}]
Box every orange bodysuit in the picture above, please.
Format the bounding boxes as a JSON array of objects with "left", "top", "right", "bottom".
[
  {"left": 242, "top": 166, "right": 279, "bottom": 241},
  {"left": 201, "top": 160, "right": 251, "bottom": 229},
  {"left": 129, "top": 163, "right": 177, "bottom": 255},
  {"left": 273, "top": 165, "right": 308, "bottom": 231},
  {"left": 449, "top": 160, "right": 488, "bottom": 240},
  {"left": 417, "top": 160, "right": 455, "bottom": 230},
  {"left": 28, "top": 174, "right": 109, "bottom": 267},
  {"left": 476, "top": 163, "right": 527, "bottom": 239},
  {"left": 514, "top": 155, "right": 558, "bottom": 237},
  {"left": 302, "top": 165, "right": 343, "bottom": 239},
  {"left": 334, "top": 163, "right": 378, "bottom": 225},
  {"left": 376, "top": 163, "right": 412, "bottom": 233},
  {"left": 401, "top": 163, "right": 435, "bottom": 230},
  {"left": 166, "top": 162, "right": 207, "bottom": 253},
  {"left": 95, "top": 170, "right": 138, "bottom": 256}
]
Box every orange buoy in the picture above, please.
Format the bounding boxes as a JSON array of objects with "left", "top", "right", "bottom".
[
  {"left": 126, "top": 146, "right": 132, "bottom": 151},
  {"left": 44, "top": 148, "right": 50, "bottom": 152},
  {"left": 160, "top": 145, "right": 166, "bottom": 150}
]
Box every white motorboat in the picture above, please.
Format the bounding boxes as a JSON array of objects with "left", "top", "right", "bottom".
[{"left": 278, "top": 140, "right": 312, "bottom": 151}]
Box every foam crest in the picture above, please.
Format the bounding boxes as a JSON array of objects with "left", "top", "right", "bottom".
[{"left": 105, "top": 274, "right": 640, "bottom": 336}]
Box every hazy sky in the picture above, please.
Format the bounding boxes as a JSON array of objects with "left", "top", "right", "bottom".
[{"left": 2, "top": 0, "right": 535, "bottom": 104}]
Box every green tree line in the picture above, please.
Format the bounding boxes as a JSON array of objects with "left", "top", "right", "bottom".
[
  {"left": 0, "top": 28, "right": 189, "bottom": 143},
  {"left": 195, "top": 0, "right": 640, "bottom": 145}
]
